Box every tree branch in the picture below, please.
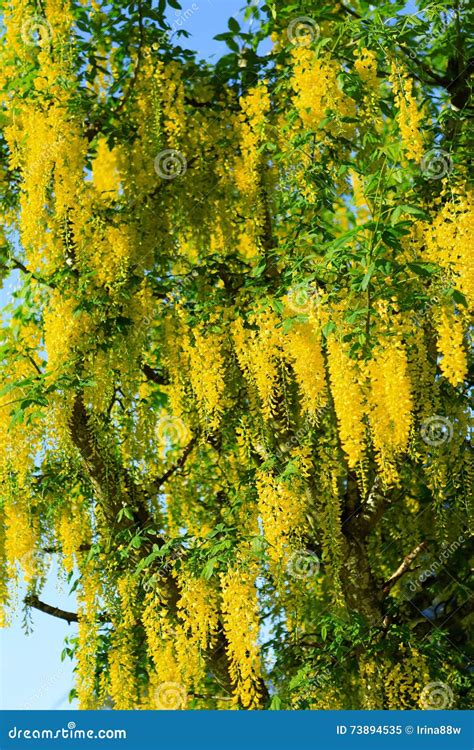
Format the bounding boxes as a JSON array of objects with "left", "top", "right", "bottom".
[
  {"left": 149, "top": 436, "right": 197, "bottom": 492},
  {"left": 41, "top": 544, "right": 91, "bottom": 555},
  {"left": 382, "top": 541, "right": 428, "bottom": 594},
  {"left": 25, "top": 593, "right": 110, "bottom": 624},
  {"left": 8, "top": 258, "right": 56, "bottom": 288},
  {"left": 24, "top": 594, "right": 79, "bottom": 624},
  {"left": 142, "top": 363, "right": 168, "bottom": 385}
]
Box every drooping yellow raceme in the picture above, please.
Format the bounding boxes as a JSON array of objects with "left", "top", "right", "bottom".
[
  {"left": 108, "top": 630, "right": 138, "bottom": 710},
  {"left": 220, "top": 566, "right": 262, "bottom": 709},
  {"left": 56, "top": 496, "right": 91, "bottom": 573},
  {"left": 369, "top": 340, "right": 414, "bottom": 452},
  {"left": 389, "top": 62, "right": 424, "bottom": 163},
  {"left": 76, "top": 563, "right": 102, "bottom": 709},
  {"left": 291, "top": 47, "right": 355, "bottom": 136},
  {"left": 256, "top": 470, "right": 307, "bottom": 567},
  {"left": 235, "top": 81, "right": 270, "bottom": 197},
  {"left": 385, "top": 648, "right": 431, "bottom": 710},
  {"left": 354, "top": 48, "right": 379, "bottom": 91},
  {"left": 232, "top": 312, "right": 282, "bottom": 421},
  {"left": 91, "top": 137, "right": 121, "bottom": 199},
  {"left": 142, "top": 588, "right": 187, "bottom": 709},
  {"left": 4, "top": 499, "right": 38, "bottom": 584},
  {"left": 174, "top": 573, "right": 219, "bottom": 691},
  {"left": 436, "top": 308, "right": 468, "bottom": 387},
  {"left": 282, "top": 322, "right": 327, "bottom": 419},
  {"left": 183, "top": 325, "right": 226, "bottom": 431},
  {"left": 234, "top": 82, "right": 271, "bottom": 258},
  {"left": 327, "top": 336, "right": 366, "bottom": 468},
  {"left": 366, "top": 340, "right": 414, "bottom": 484},
  {"left": 425, "top": 190, "right": 474, "bottom": 309}
]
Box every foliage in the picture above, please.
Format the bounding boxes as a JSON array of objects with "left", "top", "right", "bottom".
[{"left": 0, "top": 0, "right": 472, "bottom": 710}]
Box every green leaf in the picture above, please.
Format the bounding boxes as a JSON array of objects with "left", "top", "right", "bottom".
[
  {"left": 202, "top": 557, "right": 219, "bottom": 580},
  {"left": 269, "top": 695, "right": 282, "bottom": 710},
  {"left": 407, "top": 262, "right": 439, "bottom": 277},
  {"left": 228, "top": 17, "right": 241, "bottom": 34},
  {"left": 361, "top": 263, "right": 375, "bottom": 291},
  {"left": 322, "top": 321, "right": 336, "bottom": 338},
  {"left": 450, "top": 289, "right": 468, "bottom": 307}
]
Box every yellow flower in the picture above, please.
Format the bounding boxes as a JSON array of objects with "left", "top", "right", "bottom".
[
  {"left": 436, "top": 308, "right": 467, "bottom": 387},
  {"left": 282, "top": 322, "right": 327, "bottom": 419},
  {"left": 390, "top": 62, "right": 424, "bottom": 163},
  {"left": 327, "top": 336, "right": 366, "bottom": 467},
  {"left": 220, "top": 566, "right": 262, "bottom": 709}
]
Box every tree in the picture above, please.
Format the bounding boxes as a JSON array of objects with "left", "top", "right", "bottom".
[{"left": 0, "top": 0, "right": 472, "bottom": 710}]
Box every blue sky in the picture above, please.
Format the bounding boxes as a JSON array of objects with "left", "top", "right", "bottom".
[{"left": 0, "top": 0, "right": 251, "bottom": 711}]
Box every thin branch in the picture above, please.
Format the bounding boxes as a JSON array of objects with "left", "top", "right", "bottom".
[
  {"left": 339, "top": 2, "right": 361, "bottom": 19},
  {"left": 25, "top": 593, "right": 110, "bottom": 624},
  {"left": 382, "top": 541, "right": 428, "bottom": 594},
  {"left": 150, "top": 436, "right": 197, "bottom": 492},
  {"left": 41, "top": 543, "right": 91, "bottom": 555},
  {"left": 9, "top": 258, "right": 56, "bottom": 289},
  {"left": 142, "top": 364, "right": 168, "bottom": 385},
  {"left": 24, "top": 594, "right": 79, "bottom": 624}
]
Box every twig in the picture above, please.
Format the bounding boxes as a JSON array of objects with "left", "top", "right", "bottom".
[
  {"left": 382, "top": 541, "right": 428, "bottom": 594},
  {"left": 150, "top": 436, "right": 197, "bottom": 492}
]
